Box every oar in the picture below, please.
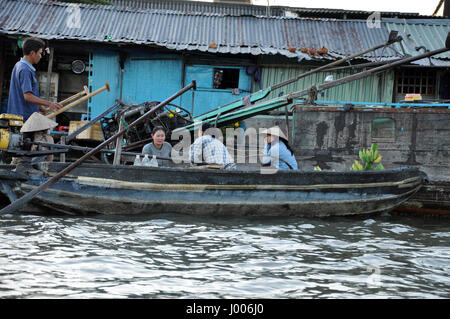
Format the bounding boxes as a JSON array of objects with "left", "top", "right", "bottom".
[
  {"left": 31, "top": 141, "right": 172, "bottom": 161},
  {"left": 57, "top": 86, "right": 90, "bottom": 106},
  {"left": 0, "top": 81, "right": 196, "bottom": 216},
  {"left": 46, "top": 82, "right": 110, "bottom": 119}
]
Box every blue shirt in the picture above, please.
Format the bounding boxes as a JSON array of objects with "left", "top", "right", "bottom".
[
  {"left": 7, "top": 58, "right": 40, "bottom": 121},
  {"left": 262, "top": 140, "right": 298, "bottom": 170}
]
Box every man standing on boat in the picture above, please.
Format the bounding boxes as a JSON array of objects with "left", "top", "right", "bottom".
[
  {"left": 7, "top": 37, "right": 62, "bottom": 164},
  {"left": 189, "top": 122, "right": 236, "bottom": 169},
  {"left": 7, "top": 37, "right": 62, "bottom": 121}
]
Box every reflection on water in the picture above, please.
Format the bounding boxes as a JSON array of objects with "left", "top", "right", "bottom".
[{"left": 0, "top": 213, "right": 449, "bottom": 298}]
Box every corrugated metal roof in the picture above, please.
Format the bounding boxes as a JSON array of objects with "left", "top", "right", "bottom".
[
  {"left": 0, "top": 0, "right": 448, "bottom": 65},
  {"left": 108, "top": 0, "right": 276, "bottom": 16},
  {"left": 288, "top": 8, "right": 437, "bottom": 19},
  {"left": 107, "top": 0, "right": 434, "bottom": 19},
  {"left": 384, "top": 18, "right": 450, "bottom": 61}
]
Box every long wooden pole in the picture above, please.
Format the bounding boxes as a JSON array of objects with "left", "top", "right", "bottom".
[
  {"left": 32, "top": 141, "right": 171, "bottom": 161},
  {"left": 65, "top": 101, "right": 121, "bottom": 143},
  {"left": 0, "top": 81, "right": 196, "bottom": 215},
  {"left": 58, "top": 86, "right": 90, "bottom": 106},
  {"left": 196, "top": 33, "right": 450, "bottom": 129},
  {"left": 183, "top": 31, "right": 403, "bottom": 125},
  {"left": 112, "top": 119, "right": 124, "bottom": 165},
  {"left": 45, "top": 47, "right": 54, "bottom": 101},
  {"left": 47, "top": 82, "right": 110, "bottom": 119},
  {"left": 0, "top": 42, "right": 4, "bottom": 107},
  {"left": 271, "top": 32, "right": 402, "bottom": 90},
  {"left": 288, "top": 46, "right": 450, "bottom": 101}
]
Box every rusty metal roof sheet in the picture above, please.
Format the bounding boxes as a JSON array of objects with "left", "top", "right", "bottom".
[
  {"left": 108, "top": 0, "right": 275, "bottom": 16},
  {"left": 0, "top": 0, "right": 448, "bottom": 65},
  {"left": 107, "top": 0, "right": 434, "bottom": 19}
]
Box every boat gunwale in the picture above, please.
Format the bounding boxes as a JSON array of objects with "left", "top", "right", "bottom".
[{"left": 44, "top": 162, "right": 421, "bottom": 177}]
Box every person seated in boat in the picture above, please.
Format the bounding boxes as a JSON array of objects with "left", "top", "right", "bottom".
[
  {"left": 142, "top": 126, "right": 172, "bottom": 167},
  {"left": 17, "top": 112, "right": 58, "bottom": 163},
  {"left": 189, "top": 122, "right": 236, "bottom": 169},
  {"left": 261, "top": 126, "right": 298, "bottom": 170}
]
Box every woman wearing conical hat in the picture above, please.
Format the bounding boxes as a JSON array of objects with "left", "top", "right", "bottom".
[
  {"left": 20, "top": 112, "right": 58, "bottom": 162},
  {"left": 260, "top": 126, "right": 298, "bottom": 171}
]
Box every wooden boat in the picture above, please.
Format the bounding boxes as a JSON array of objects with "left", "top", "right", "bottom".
[
  {"left": 1, "top": 35, "right": 446, "bottom": 217},
  {"left": 0, "top": 163, "right": 424, "bottom": 217}
]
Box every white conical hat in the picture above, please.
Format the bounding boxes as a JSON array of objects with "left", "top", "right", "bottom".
[
  {"left": 260, "top": 126, "right": 287, "bottom": 140},
  {"left": 20, "top": 112, "right": 58, "bottom": 133}
]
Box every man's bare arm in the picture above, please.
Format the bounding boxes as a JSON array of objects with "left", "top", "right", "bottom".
[{"left": 23, "top": 92, "right": 63, "bottom": 113}]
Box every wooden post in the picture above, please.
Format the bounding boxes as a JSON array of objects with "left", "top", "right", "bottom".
[
  {"left": 59, "top": 136, "right": 66, "bottom": 163},
  {"left": 191, "top": 90, "right": 195, "bottom": 116},
  {"left": 284, "top": 104, "right": 290, "bottom": 142},
  {"left": 0, "top": 42, "right": 5, "bottom": 107},
  {"left": 112, "top": 119, "right": 124, "bottom": 165},
  {"left": 45, "top": 47, "right": 54, "bottom": 101}
]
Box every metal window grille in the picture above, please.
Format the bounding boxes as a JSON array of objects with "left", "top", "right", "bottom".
[{"left": 396, "top": 69, "right": 436, "bottom": 96}]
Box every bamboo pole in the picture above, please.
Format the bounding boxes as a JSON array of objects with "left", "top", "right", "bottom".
[{"left": 45, "top": 47, "right": 54, "bottom": 101}]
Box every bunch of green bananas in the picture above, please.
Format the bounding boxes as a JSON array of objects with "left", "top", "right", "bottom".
[
  {"left": 351, "top": 160, "right": 364, "bottom": 171},
  {"left": 351, "top": 144, "right": 384, "bottom": 171}
]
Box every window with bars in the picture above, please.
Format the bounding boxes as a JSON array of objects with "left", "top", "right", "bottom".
[{"left": 396, "top": 69, "right": 436, "bottom": 96}]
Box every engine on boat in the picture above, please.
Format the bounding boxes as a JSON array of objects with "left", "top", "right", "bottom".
[
  {"left": 0, "top": 113, "right": 24, "bottom": 151},
  {"left": 100, "top": 101, "right": 193, "bottom": 152}
]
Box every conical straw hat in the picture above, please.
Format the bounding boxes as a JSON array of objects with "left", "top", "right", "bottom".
[
  {"left": 20, "top": 112, "right": 58, "bottom": 133},
  {"left": 260, "top": 126, "right": 287, "bottom": 140}
]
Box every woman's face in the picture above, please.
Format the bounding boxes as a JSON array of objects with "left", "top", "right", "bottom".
[
  {"left": 152, "top": 130, "right": 166, "bottom": 147},
  {"left": 265, "top": 134, "right": 274, "bottom": 144}
]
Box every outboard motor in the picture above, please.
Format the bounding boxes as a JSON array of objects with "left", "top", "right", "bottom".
[{"left": 0, "top": 114, "right": 24, "bottom": 152}]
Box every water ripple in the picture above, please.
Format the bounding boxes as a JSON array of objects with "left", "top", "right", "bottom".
[{"left": 0, "top": 214, "right": 449, "bottom": 298}]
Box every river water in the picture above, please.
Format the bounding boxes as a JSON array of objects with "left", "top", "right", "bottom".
[{"left": 0, "top": 212, "right": 449, "bottom": 299}]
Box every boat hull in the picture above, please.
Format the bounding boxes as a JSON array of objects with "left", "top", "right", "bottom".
[{"left": 0, "top": 164, "right": 424, "bottom": 217}]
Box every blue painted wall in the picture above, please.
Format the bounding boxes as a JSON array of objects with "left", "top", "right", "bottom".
[
  {"left": 88, "top": 51, "right": 121, "bottom": 119},
  {"left": 89, "top": 50, "right": 252, "bottom": 119},
  {"left": 182, "top": 65, "right": 252, "bottom": 116},
  {"left": 89, "top": 51, "right": 183, "bottom": 119},
  {"left": 121, "top": 53, "right": 183, "bottom": 106}
]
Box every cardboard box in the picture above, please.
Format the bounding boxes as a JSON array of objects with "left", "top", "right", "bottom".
[
  {"left": 405, "top": 94, "right": 422, "bottom": 101},
  {"left": 68, "top": 121, "right": 103, "bottom": 141}
]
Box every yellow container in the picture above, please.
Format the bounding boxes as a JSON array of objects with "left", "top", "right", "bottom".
[
  {"left": 68, "top": 121, "right": 103, "bottom": 141},
  {"left": 0, "top": 113, "right": 23, "bottom": 127},
  {"left": 0, "top": 128, "right": 10, "bottom": 149}
]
